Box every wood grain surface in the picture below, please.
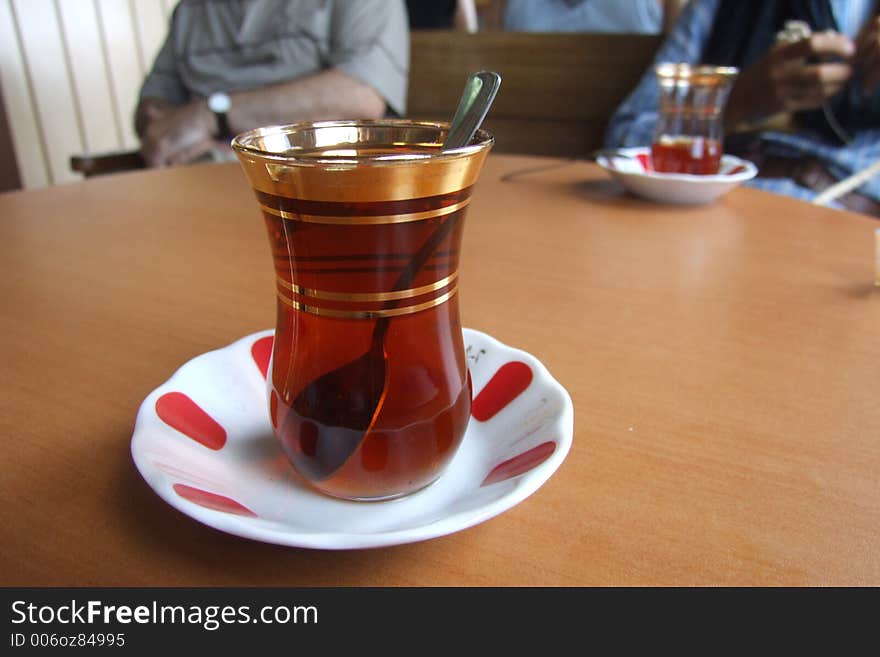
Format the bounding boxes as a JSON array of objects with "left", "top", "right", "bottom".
[{"left": 1, "top": 154, "right": 878, "bottom": 586}]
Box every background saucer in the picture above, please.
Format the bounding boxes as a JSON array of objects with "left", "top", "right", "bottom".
[
  {"left": 131, "top": 328, "right": 574, "bottom": 549},
  {"left": 597, "top": 146, "right": 757, "bottom": 205}
]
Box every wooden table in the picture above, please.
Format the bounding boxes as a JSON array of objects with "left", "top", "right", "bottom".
[{"left": 1, "top": 154, "right": 878, "bottom": 586}]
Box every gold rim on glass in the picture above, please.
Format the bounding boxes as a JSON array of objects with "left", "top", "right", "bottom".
[{"left": 231, "top": 119, "right": 495, "bottom": 166}]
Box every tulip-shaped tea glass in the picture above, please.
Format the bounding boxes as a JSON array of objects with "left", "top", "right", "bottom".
[
  {"left": 233, "top": 120, "right": 493, "bottom": 501},
  {"left": 652, "top": 63, "right": 738, "bottom": 174}
]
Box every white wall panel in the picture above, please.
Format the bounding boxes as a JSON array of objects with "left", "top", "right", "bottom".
[
  {"left": 12, "top": 0, "right": 83, "bottom": 185},
  {"left": 0, "top": 0, "right": 49, "bottom": 188},
  {"left": 56, "top": 0, "right": 121, "bottom": 153},
  {"left": 161, "top": 0, "right": 176, "bottom": 21},
  {"left": 132, "top": 0, "right": 168, "bottom": 76},
  {"left": 95, "top": 0, "right": 143, "bottom": 150},
  {"left": 0, "top": 0, "right": 175, "bottom": 188}
]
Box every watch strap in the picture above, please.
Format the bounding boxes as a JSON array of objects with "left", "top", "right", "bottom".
[{"left": 214, "top": 111, "right": 231, "bottom": 140}]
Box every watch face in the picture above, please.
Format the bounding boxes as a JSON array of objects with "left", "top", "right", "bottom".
[{"left": 209, "top": 92, "right": 231, "bottom": 114}]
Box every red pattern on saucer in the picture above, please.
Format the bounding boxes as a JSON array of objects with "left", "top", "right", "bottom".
[
  {"left": 251, "top": 335, "right": 273, "bottom": 378},
  {"left": 482, "top": 441, "right": 557, "bottom": 486},
  {"left": 155, "top": 392, "right": 226, "bottom": 450},
  {"left": 472, "top": 361, "right": 533, "bottom": 421},
  {"left": 173, "top": 483, "right": 257, "bottom": 517}
]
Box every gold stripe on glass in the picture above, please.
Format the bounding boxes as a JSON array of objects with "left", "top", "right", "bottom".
[
  {"left": 259, "top": 198, "right": 470, "bottom": 225},
  {"left": 277, "top": 272, "right": 458, "bottom": 301},
  {"left": 276, "top": 287, "right": 458, "bottom": 318}
]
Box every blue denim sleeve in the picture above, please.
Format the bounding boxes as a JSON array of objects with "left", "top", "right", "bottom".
[{"left": 604, "top": 0, "right": 720, "bottom": 148}]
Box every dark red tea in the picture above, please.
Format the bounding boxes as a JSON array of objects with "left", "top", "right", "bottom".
[
  {"left": 260, "top": 181, "right": 472, "bottom": 500},
  {"left": 651, "top": 136, "right": 721, "bottom": 175}
]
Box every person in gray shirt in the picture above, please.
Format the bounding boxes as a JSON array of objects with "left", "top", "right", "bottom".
[{"left": 136, "top": 0, "right": 409, "bottom": 168}]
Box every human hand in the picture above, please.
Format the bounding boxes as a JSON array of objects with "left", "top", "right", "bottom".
[
  {"left": 135, "top": 98, "right": 171, "bottom": 138},
  {"left": 140, "top": 100, "right": 216, "bottom": 168},
  {"left": 855, "top": 15, "right": 880, "bottom": 93},
  {"left": 725, "top": 32, "right": 855, "bottom": 127}
]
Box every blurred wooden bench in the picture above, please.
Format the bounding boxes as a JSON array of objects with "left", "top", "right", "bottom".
[
  {"left": 70, "top": 31, "right": 660, "bottom": 177},
  {"left": 70, "top": 150, "right": 144, "bottom": 178},
  {"left": 407, "top": 30, "right": 661, "bottom": 158}
]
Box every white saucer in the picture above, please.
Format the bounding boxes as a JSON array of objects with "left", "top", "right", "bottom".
[
  {"left": 131, "top": 328, "right": 574, "bottom": 549},
  {"left": 597, "top": 146, "right": 757, "bottom": 205}
]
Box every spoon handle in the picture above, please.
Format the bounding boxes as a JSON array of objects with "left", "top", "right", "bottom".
[
  {"left": 443, "top": 71, "right": 502, "bottom": 150},
  {"left": 372, "top": 71, "right": 500, "bottom": 340}
]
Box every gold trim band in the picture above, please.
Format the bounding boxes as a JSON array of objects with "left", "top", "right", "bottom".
[
  {"left": 277, "top": 272, "right": 458, "bottom": 301},
  {"left": 277, "top": 287, "right": 458, "bottom": 318},
  {"left": 259, "top": 198, "right": 470, "bottom": 225}
]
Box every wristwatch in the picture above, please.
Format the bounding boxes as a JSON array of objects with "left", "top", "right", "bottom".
[{"left": 207, "top": 91, "right": 232, "bottom": 139}]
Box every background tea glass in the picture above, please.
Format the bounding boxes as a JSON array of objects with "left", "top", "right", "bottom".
[
  {"left": 652, "top": 63, "right": 738, "bottom": 175},
  {"left": 233, "top": 120, "right": 493, "bottom": 501}
]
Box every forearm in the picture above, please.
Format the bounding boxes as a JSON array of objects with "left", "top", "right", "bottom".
[
  {"left": 136, "top": 69, "right": 389, "bottom": 167},
  {"left": 135, "top": 98, "right": 172, "bottom": 139},
  {"left": 225, "top": 69, "right": 387, "bottom": 134}
]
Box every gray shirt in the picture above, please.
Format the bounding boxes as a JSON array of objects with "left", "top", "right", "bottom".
[{"left": 139, "top": 0, "right": 409, "bottom": 115}]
